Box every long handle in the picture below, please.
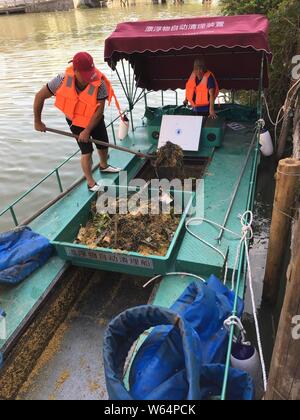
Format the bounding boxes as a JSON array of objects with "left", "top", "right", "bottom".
[
  {"left": 45, "top": 127, "right": 153, "bottom": 159},
  {"left": 216, "top": 129, "right": 258, "bottom": 244}
]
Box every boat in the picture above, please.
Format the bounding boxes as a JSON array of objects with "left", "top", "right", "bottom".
[{"left": 0, "top": 14, "right": 272, "bottom": 400}]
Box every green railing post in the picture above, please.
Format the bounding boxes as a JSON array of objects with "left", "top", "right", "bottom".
[
  {"left": 55, "top": 169, "right": 63, "bottom": 193},
  {"left": 161, "top": 91, "right": 164, "bottom": 107},
  {"left": 258, "top": 53, "right": 265, "bottom": 119},
  {"left": 10, "top": 206, "right": 18, "bottom": 227},
  {"left": 111, "top": 122, "right": 117, "bottom": 145}
]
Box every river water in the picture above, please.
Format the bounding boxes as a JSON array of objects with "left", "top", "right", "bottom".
[{"left": 0, "top": 1, "right": 218, "bottom": 230}]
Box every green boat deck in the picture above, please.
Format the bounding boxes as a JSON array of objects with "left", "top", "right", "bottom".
[{"left": 0, "top": 112, "right": 258, "bottom": 375}]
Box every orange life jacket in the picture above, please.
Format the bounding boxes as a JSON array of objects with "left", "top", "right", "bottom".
[
  {"left": 185, "top": 71, "right": 219, "bottom": 108},
  {"left": 54, "top": 66, "right": 122, "bottom": 128}
]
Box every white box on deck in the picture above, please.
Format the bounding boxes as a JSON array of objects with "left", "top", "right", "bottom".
[{"left": 158, "top": 115, "right": 203, "bottom": 152}]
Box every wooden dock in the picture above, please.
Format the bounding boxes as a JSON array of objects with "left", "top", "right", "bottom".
[
  {"left": 0, "top": 1, "right": 26, "bottom": 14},
  {"left": 0, "top": 0, "right": 74, "bottom": 15}
]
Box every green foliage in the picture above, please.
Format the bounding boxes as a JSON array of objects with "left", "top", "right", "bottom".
[
  {"left": 220, "top": 0, "right": 300, "bottom": 118},
  {"left": 220, "top": 0, "right": 282, "bottom": 16}
]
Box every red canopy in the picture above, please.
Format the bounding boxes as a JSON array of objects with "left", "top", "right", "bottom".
[{"left": 104, "top": 15, "right": 272, "bottom": 91}]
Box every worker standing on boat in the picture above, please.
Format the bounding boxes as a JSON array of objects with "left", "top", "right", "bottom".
[
  {"left": 34, "top": 52, "right": 121, "bottom": 192},
  {"left": 184, "top": 58, "right": 219, "bottom": 119}
]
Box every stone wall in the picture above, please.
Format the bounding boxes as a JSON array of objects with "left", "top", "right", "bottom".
[{"left": 26, "top": 0, "right": 74, "bottom": 13}]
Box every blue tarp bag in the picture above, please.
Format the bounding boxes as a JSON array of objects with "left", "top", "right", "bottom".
[
  {"left": 103, "top": 276, "right": 254, "bottom": 400},
  {"left": 199, "top": 364, "right": 254, "bottom": 401},
  {"left": 0, "top": 226, "right": 53, "bottom": 285},
  {"left": 104, "top": 306, "right": 203, "bottom": 400}
]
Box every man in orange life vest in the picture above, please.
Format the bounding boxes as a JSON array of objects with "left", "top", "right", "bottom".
[
  {"left": 183, "top": 58, "right": 219, "bottom": 119},
  {"left": 34, "top": 52, "right": 121, "bottom": 192}
]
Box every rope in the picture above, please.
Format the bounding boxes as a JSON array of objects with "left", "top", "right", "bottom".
[
  {"left": 143, "top": 272, "right": 206, "bottom": 289},
  {"left": 276, "top": 170, "right": 300, "bottom": 177},
  {"left": 263, "top": 78, "right": 300, "bottom": 148},
  {"left": 273, "top": 204, "right": 296, "bottom": 221},
  {"left": 185, "top": 211, "right": 268, "bottom": 392},
  {"left": 236, "top": 211, "right": 268, "bottom": 392},
  {"left": 185, "top": 217, "right": 241, "bottom": 285},
  {"left": 263, "top": 94, "right": 284, "bottom": 127}
]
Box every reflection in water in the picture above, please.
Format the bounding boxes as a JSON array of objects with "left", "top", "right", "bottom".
[{"left": 0, "top": 2, "right": 217, "bottom": 230}]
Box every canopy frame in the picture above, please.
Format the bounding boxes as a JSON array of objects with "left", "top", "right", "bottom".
[{"left": 112, "top": 50, "right": 266, "bottom": 132}]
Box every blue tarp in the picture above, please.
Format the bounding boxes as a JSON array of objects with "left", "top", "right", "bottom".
[
  {"left": 103, "top": 276, "right": 254, "bottom": 400},
  {"left": 0, "top": 227, "right": 53, "bottom": 285}
]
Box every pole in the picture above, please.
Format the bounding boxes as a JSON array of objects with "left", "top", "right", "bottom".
[
  {"left": 263, "top": 158, "right": 300, "bottom": 305},
  {"left": 45, "top": 127, "right": 152, "bottom": 159},
  {"left": 217, "top": 128, "right": 258, "bottom": 243},
  {"left": 265, "top": 209, "right": 300, "bottom": 400}
]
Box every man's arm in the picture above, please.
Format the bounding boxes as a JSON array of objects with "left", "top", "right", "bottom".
[
  {"left": 34, "top": 86, "right": 53, "bottom": 132},
  {"left": 209, "top": 87, "right": 217, "bottom": 119},
  {"left": 78, "top": 100, "right": 105, "bottom": 143}
]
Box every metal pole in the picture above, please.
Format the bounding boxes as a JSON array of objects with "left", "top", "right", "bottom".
[
  {"left": 122, "top": 60, "right": 134, "bottom": 131},
  {"left": 258, "top": 53, "right": 265, "bottom": 119},
  {"left": 111, "top": 122, "right": 117, "bottom": 145},
  {"left": 132, "top": 75, "right": 141, "bottom": 104},
  {"left": 55, "top": 169, "right": 63, "bottom": 193},
  {"left": 115, "top": 67, "right": 130, "bottom": 103},
  {"left": 46, "top": 127, "right": 152, "bottom": 158},
  {"left": 131, "top": 63, "right": 136, "bottom": 100},
  {"left": 121, "top": 59, "right": 130, "bottom": 100},
  {"left": 10, "top": 207, "right": 18, "bottom": 227},
  {"left": 216, "top": 128, "right": 258, "bottom": 244},
  {"left": 128, "top": 60, "right": 132, "bottom": 102}
]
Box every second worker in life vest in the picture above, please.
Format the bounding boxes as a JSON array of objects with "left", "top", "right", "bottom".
[
  {"left": 184, "top": 58, "right": 219, "bottom": 119},
  {"left": 34, "top": 52, "right": 121, "bottom": 192}
]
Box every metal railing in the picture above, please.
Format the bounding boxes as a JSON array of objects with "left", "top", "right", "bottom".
[{"left": 0, "top": 148, "right": 80, "bottom": 228}]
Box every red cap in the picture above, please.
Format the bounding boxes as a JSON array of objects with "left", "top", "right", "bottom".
[{"left": 70, "top": 52, "right": 97, "bottom": 83}]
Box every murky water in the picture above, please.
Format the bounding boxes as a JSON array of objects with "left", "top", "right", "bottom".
[{"left": 0, "top": 1, "right": 217, "bottom": 230}]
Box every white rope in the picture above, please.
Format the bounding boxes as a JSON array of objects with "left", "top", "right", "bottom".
[
  {"left": 263, "top": 94, "right": 284, "bottom": 127},
  {"left": 143, "top": 272, "right": 206, "bottom": 289},
  {"left": 185, "top": 211, "right": 268, "bottom": 391},
  {"left": 185, "top": 217, "right": 241, "bottom": 285},
  {"left": 277, "top": 170, "right": 300, "bottom": 177},
  {"left": 263, "top": 78, "right": 300, "bottom": 147},
  {"left": 262, "top": 94, "right": 284, "bottom": 147},
  {"left": 236, "top": 211, "right": 268, "bottom": 392}
]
